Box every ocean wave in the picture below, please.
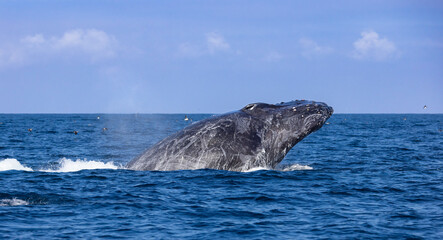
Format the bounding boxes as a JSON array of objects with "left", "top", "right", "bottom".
[{"left": 0, "top": 158, "right": 121, "bottom": 173}]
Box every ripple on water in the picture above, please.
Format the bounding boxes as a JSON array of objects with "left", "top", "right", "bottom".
[{"left": 0, "top": 114, "right": 442, "bottom": 239}]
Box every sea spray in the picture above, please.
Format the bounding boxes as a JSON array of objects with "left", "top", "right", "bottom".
[
  {"left": 0, "top": 158, "right": 33, "bottom": 171},
  {"left": 0, "top": 158, "right": 121, "bottom": 172},
  {"left": 42, "top": 158, "right": 120, "bottom": 172}
]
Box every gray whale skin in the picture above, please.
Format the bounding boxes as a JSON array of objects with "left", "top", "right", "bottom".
[{"left": 127, "top": 100, "right": 333, "bottom": 171}]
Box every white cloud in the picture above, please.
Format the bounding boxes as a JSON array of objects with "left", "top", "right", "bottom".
[
  {"left": 53, "top": 29, "right": 116, "bottom": 58},
  {"left": 352, "top": 30, "right": 397, "bottom": 60},
  {"left": 0, "top": 29, "right": 117, "bottom": 68},
  {"left": 177, "top": 32, "right": 231, "bottom": 58},
  {"left": 21, "top": 34, "right": 46, "bottom": 45},
  {"left": 299, "top": 38, "right": 333, "bottom": 58},
  {"left": 206, "top": 32, "right": 230, "bottom": 53}
]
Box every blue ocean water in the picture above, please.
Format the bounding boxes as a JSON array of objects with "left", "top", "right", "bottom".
[{"left": 0, "top": 114, "right": 442, "bottom": 239}]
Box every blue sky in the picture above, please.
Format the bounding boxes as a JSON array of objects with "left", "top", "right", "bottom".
[{"left": 0, "top": 0, "right": 442, "bottom": 113}]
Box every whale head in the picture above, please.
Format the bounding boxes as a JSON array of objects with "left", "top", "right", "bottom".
[{"left": 241, "top": 100, "right": 333, "bottom": 167}]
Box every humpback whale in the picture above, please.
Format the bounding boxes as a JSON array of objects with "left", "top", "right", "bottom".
[{"left": 127, "top": 100, "right": 333, "bottom": 171}]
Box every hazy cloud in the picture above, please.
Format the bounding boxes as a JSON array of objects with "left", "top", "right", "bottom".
[
  {"left": 21, "top": 34, "right": 46, "bottom": 45},
  {"left": 0, "top": 47, "right": 26, "bottom": 67},
  {"left": 52, "top": 29, "right": 116, "bottom": 58},
  {"left": 352, "top": 31, "right": 397, "bottom": 60},
  {"left": 263, "top": 51, "right": 283, "bottom": 62},
  {"left": 177, "top": 42, "right": 204, "bottom": 58},
  {"left": 419, "top": 39, "right": 443, "bottom": 48},
  {"left": 206, "top": 32, "right": 230, "bottom": 53},
  {"left": 0, "top": 29, "right": 117, "bottom": 68},
  {"left": 299, "top": 38, "right": 333, "bottom": 58},
  {"left": 178, "top": 32, "right": 231, "bottom": 58}
]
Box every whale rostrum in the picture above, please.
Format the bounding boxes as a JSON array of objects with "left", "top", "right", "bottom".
[{"left": 127, "top": 100, "right": 333, "bottom": 171}]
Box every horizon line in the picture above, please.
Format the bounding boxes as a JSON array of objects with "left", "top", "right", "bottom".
[{"left": 0, "top": 112, "right": 440, "bottom": 115}]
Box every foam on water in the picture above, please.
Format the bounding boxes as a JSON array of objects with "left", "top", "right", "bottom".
[
  {"left": 42, "top": 158, "right": 120, "bottom": 172},
  {"left": 279, "top": 163, "right": 313, "bottom": 171},
  {"left": 0, "top": 198, "right": 29, "bottom": 206},
  {"left": 244, "top": 163, "right": 313, "bottom": 172},
  {"left": 0, "top": 158, "right": 121, "bottom": 172},
  {"left": 243, "top": 167, "right": 270, "bottom": 172},
  {"left": 1, "top": 158, "right": 312, "bottom": 173},
  {"left": 0, "top": 158, "right": 33, "bottom": 171}
]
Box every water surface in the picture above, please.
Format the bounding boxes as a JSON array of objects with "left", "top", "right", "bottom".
[{"left": 0, "top": 114, "right": 442, "bottom": 239}]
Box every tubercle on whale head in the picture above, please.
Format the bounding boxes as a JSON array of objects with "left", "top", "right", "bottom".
[{"left": 241, "top": 100, "right": 333, "bottom": 124}]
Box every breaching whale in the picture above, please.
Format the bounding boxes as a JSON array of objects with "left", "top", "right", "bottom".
[{"left": 127, "top": 100, "right": 333, "bottom": 171}]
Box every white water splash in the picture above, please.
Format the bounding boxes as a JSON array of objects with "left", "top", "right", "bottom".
[
  {"left": 0, "top": 198, "right": 29, "bottom": 206},
  {"left": 279, "top": 163, "right": 313, "bottom": 171},
  {"left": 244, "top": 163, "right": 313, "bottom": 172},
  {"left": 243, "top": 167, "right": 271, "bottom": 172},
  {"left": 0, "top": 158, "right": 33, "bottom": 171},
  {"left": 0, "top": 158, "right": 121, "bottom": 172},
  {"left": 42, "top": 158, "right": 120, "bottom": 172},
  {"left": 1, "top": 158, "right": 311, "bottom": 173}
]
